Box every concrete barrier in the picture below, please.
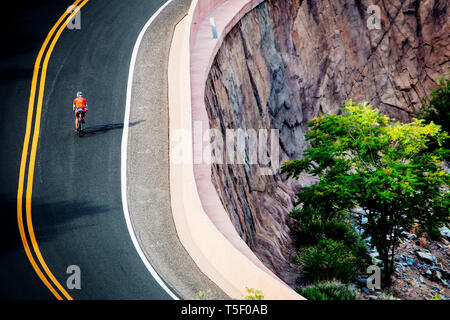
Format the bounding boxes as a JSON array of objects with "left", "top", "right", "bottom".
[{"left": 168, "top": 0, "right": 304, "bottom": 300}]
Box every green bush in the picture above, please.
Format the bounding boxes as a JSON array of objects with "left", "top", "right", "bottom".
[
  {"left": 291, "top": 207, "right": 327, "bottom": 245},
  {"left": 297, "top": 281, "right": 357, "bottom": 300},
  {"left": 297, "top": 287, "right": 328, "bottom": 300},
  {"left": 301, "top": 239, "right": 357, "bottom": 283},
  {"left": 352, "top": 239, "right": 371, "bottom": 269},
  {"left": 291, "top": 207, "right": 356, "bottom": 245},
  {"left": 291, "top": 206, "right": 370, "bottom": 264},
  {"left": 323, "top": 218, "right": 359, "bottom": 246},
  {"left": 242, "top": 287, "right": 264, "bottom": 300}
]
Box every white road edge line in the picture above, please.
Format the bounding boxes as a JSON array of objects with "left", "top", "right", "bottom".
[{"left": 121, "top": 0, "right": 179, "bottom": 300}]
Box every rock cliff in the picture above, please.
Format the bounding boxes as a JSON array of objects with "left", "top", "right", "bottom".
[{"left": 204, "top": 0, "right": 449, "bottom": 287}]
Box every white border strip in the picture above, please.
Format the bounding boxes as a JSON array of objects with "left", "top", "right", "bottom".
[{"left": 121, "top": 0, "right": 179, "bottom": 300}]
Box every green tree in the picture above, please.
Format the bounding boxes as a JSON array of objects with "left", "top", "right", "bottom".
[{"left": 282, "top": 101, "right": 449, "bottom": 286}]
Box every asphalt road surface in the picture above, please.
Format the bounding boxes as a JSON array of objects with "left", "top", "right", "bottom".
[{"left": 0, "top": 0, "right": 176, "bottom": 299}]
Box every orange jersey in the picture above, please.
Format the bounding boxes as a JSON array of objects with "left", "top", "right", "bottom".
[{"left": 73, "top": 96, "right": 87, "bottom": 109}]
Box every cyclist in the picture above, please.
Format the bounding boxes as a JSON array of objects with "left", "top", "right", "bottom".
[{"left": 73, "top": 91, "right": 88, "bottom": 130}]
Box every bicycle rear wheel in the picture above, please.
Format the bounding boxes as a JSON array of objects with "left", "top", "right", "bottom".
[{"left": 77, "top": 117, "right": 83, "bottom": 137}]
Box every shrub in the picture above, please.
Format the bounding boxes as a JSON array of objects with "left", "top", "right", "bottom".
[
  {"left": 322, "top": 218, "right": 359, "bottom": 246},
  {"left": 300, "top": 239, "right": 357, "bottom": 283},
  {"left": 291, "top": 207, "right": 357, "bottom": 245},
  {"left": 352, "top": 239, "right": 371, "bottom": 269},
  {"left": 242, "top": 287, "right": 264, "bottom": 300},
  {"left": 195, "top": 289, "right": 212, "bottom": 300},
  {"left": 290, "top": 207, "right": 370, "bottom": 269},
  {"left": 297, "top": 281, "right": 357, "bottom": 300},
  {"left": 290, "top": 207, "right": 328, "bottom": 244}
]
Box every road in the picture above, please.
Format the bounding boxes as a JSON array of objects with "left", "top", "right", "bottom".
[{"left": 0, "top": 0, "right": 176, "bottom": 299}]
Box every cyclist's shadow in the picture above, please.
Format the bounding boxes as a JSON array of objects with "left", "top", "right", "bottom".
[{"left": 81, "top": 120, "right": 143, "bottom": 137}]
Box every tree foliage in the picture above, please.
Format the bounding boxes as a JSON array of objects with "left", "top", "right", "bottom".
[{"left": 282, "top": 101, "right": 449, "bottom": 286}]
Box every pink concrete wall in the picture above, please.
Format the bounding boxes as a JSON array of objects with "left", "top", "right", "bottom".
[
  {"left": 169, "top": 0, "right": 303, "bottom": 299},
  {"left": 190, "top": 0, "right": 223, "bottom": 43}
]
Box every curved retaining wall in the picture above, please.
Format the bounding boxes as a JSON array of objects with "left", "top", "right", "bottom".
[{"left": 168, "top": 0, "right": 303, "bottom": 299}]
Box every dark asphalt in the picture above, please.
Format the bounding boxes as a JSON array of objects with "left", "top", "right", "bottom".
[{"left": 0, "top": 0, "right": 174, "bottom": 299}]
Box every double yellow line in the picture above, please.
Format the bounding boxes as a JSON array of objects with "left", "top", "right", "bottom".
[{"left": 17, "top": 0, "right": 90, "bottom": 300}]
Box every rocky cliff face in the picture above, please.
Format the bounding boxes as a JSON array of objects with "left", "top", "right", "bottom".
[{"left": 204, "top": 0, "right": 449, "bottom": 287}]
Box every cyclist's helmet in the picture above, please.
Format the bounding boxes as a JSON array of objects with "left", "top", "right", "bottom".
[{"left": 77, "top": 91, "right": 83, "bottom": 97}]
